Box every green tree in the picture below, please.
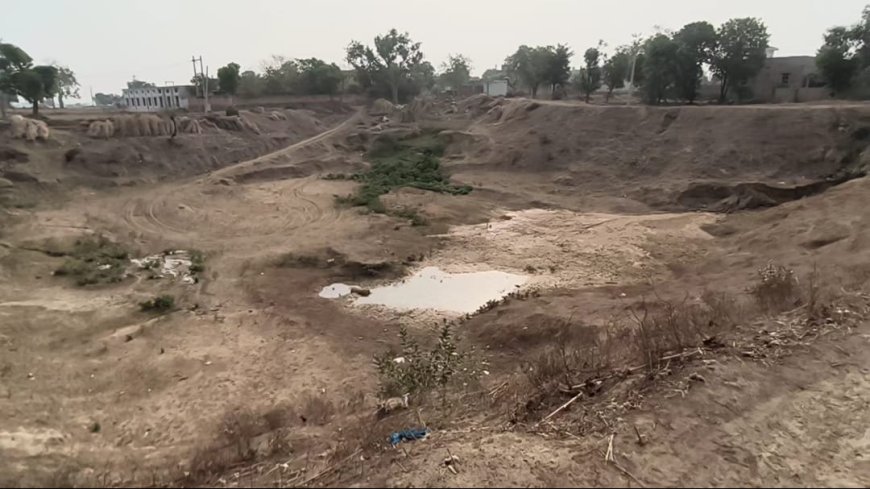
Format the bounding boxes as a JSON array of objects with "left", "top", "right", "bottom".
[
  {"left": 816, "top": 26, "right": 860, "bottom": 94},
  {"left": 238, "top": 70, "right": 264, "bottom": 98},
  {"left": 439, "top": 54, "right": 472, "bottom": 91},
  {"left": 640, "top": 34, "right": 679, "bottom": 104},
  {"left": 261, "top": 56, "right": 299, "bottom": 95},
  {"left": 602, "top": 48, "right": 631, "bottom": 101},
  {"left": 10, "top": 65, "right": 58, "bottom": 115},
  {"left": 575, "top": 47, "right": 602, "bottom": 102},
  {"left": 54, "top": 65, "right": 79, "bottom": 109},
  {"left": 297, "top": 58, "right": 343, "bottom": 97},
  {"left": 93, "top": 92, "right": 122, "bottom": 107},
  {"left": 710, "top": 17, "right": 770, "bottom": 102},
  {"left": 0, "top": 42, "right": 33, "bottom": 119},
  {"left": 190, "top": 74, "right": 218, "bottom": 96},
  {"left": 481, "top": 67, "right": 507, "bottom": 82},
  {"left": 217, "top": 62, "right": 241, "bottom": 97},
  {"left": 504, "top": 45, "right": 552, "bottom": 98},
  {"left": 813, "top": 6, "right": 870, "bottom": 95},
  {"left": 543, "top": 44, "right": 573, "bottom": 95},
  {"left": 409, "top": 60, "right": 436, "bottom": 93},
  {"left": 346, "top": 29, "right": 425, "bottom": 104},
  {"left": 126, "top": 79, "right": 154, "bottom": 90},
  {"left": 672, "top": 21, "right": 717, "bottom": 103}
]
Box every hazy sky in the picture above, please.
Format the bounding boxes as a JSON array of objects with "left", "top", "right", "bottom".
[{"left": 2, "top": 0, "right": 867, "bottom": 100}]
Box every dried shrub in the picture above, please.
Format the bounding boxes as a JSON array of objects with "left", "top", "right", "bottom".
[
  {"left": 299, "top": 394, "right": 335, "bottom": 426},
  {"left": 189, "top": 408, "right": 267, "bottom": 479},
  {"left": 749, "top": 263, "right": 799, "bottom": 312}
]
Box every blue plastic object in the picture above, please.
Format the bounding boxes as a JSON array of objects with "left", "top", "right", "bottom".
[{"left": 389, "top": 427, "right": 430, "bottom": 447}]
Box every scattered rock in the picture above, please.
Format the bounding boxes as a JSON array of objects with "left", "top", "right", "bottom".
[
  {"left": 689, "top": 373, "right": 707, "bottom": 383},
  {"left": 350, "top": 286, "right": 371, "bottom": 297}
]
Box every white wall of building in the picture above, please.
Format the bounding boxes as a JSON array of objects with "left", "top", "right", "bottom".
[
  {"left": 122, "top": 86, "right": 192, "bottom": 112},
  {"left": 485, "top": 79, "right": 508, "bottom": 97}
]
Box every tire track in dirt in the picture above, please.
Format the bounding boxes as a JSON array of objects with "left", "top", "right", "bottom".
[
  {"left": 116, "top": 112, "right": 360, "bottom": 244},
  {"left": 209, "top": 111, "right": 361, "bottom": 180}
]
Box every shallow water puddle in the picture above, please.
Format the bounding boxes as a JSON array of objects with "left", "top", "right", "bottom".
[
  {"left": 319, "top": 283, "right": 352, "bottom": 298},
  {"left": 355, "top": 267, "right": 527, "bottom": 314}
]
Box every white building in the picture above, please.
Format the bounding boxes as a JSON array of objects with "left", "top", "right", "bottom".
[
  {"left": 122, "top": 85, "right": 194, "bottom": 112},
  {"left": 485, "top": 79, "right": 508, "bottom": 97}
]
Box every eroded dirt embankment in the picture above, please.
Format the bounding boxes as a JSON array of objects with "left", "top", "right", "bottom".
[{"left": 451, "top": 98, "right": 870, "bottom": 212}]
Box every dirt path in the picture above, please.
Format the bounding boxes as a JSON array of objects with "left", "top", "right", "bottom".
[{"left": 208, "top": 110, "right": 362, "bottom": 180}]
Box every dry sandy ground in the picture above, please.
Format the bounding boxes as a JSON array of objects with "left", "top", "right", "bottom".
[{"left": 1, "top": 100, "right": 869, "bottom": 487}]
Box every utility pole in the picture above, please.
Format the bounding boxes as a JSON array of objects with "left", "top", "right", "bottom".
[
  {"left": 204, "top": 65, "right": 211, "bottom": 112},
  {"left": 191, "top": 55, "right": 200, "bottom": 94},
  {"left": 191, "top": 55, "right": 210, "bottom": 113},
  {"left": 90, "top": 86, "right": 94, "bottom": 107}
]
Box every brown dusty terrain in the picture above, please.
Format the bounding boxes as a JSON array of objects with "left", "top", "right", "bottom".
[{"left": 1, "top": 98, "right": 870, "bottom": 487}]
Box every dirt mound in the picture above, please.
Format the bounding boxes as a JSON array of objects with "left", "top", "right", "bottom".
[
  {"left": 175, "top": 116, "right": 203, "bottom": 135},
  {"left": 0, "top": 146, "right": 28, "bottom": 163},
  {"left": 370, "top": 98, "right": 395, "bottom": 116},
  {"left": 437, "top": 130, "right": 489, "bottom": 157},
  {"left": 202, "top": 114, "right": 260, "bottom": 133},
  {"left": 454, "top": 100, "right": 870, "bottom": 210},
  {"left": 9, "top": 115, "right": 50, "bottom": 141},
  {"left": 400, "top": 97, "right": 435, "bottom": 122},
  {"left": 111, "top": 114, "right": 171, "bottom": 137}
]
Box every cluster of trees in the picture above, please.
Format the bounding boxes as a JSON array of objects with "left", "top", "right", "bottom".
[
  {"left": 816, "top": 6, "right": 870, "bottom": 95},
  {"left": 202, "top": 56, "right": 344, "bottom": 100},
  {"left": 346, "top": 29, "right": 435, "bottom": 104},
  {"left": 439, "top": 55, "right": 472, "bottom": 92},
  {"left": 567, "top": 18, "right": 769, "bottom": 105},
  {"left": 19, "top": 12, "right": 863, "bottom": 114},
  {"left": 0, "top": 42, "right": 80, "bottom": 115},
  {"left": 501, "top": 44, "right": 573, "bottom": 99}
]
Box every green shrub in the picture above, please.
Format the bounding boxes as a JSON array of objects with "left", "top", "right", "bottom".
[
  {"left": 373, "top": 324, "right": 475, "bottom": 399},
  {"left": 189, "top": 250, "right": 206, "bottom": 274},
  {"left": 337, "top": 132, "right": 471, "bottom": 213},
  {"left": 392, "top": 207, "right": 429, "bottom": 226},
  {"left": 140, "top": 294, "right": 176, "bottom": 313},
  {"left": 53, "top": 235, "right": 130, "bottom": 286}
]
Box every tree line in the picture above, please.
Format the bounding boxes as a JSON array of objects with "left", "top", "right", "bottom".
[
  {"left": 816, "top": 5, "right": 870, "bottom": 97},
  {"left": 10, "top": 7, "right": 870, "bottom": 114},
  {"left": 0, "top": 42, "right": 79, "bottom": 116}
]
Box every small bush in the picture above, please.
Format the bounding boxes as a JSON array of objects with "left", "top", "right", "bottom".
[
  {"left": 275, "top": 252, "right": 323, "bottom": 268},
  {"left": 189, "top": 409, "right": 265, "bottom": 479},
  {"left": 140, "top": 294, "right": 175, "bottom": 313},
  {"left": 373, "top": 324, "right": 475, "bottom": 399},
  {"left": 189, "top": 250, "right": 206, "bottom": 274},
  {"left": 392, "top": 207, "right": 429, "bottom": 226},
  {"left": 749, "top": 263, "right": 799, "bottom": 312},
  {"left": 226, "top": 106, "right": 239, "bottom": 116},
  {"left": 52, "top": 235, "right": 130, "bottom": 286},
  {"left": 299, "top": 394, "right": 336, "bottom": 426}
]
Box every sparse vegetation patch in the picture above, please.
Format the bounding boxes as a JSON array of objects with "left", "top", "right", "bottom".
[{"left": 336, "top": 132, "right": 471, "bottom": 213}]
